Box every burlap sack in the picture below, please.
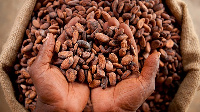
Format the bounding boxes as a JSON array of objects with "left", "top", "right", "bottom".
[{"left": 0, "top": 0, "right": 199, "bottom": 112}]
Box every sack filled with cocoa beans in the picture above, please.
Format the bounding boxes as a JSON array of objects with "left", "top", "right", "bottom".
[{"left": 0, "top": 0, "right": 200, "bottom": 111}]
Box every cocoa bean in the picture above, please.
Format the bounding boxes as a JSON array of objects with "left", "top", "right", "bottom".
[
  {"left": 96, "top": 65, "right": 105, "bottom": 77},
  {"left": 61, "top": 57, "right": 74, "bottom": 69},
  {"left": 166, "top": 39, "right": 174, "bottom": 48},
  {"left": 108, "top": 72, "right": 116, "bottom": 86},
  {"left": 87, "top": 70, "right": 92, "bottom": 83},
  {"left": 66, "top": 69, "right": 77, "bottom": 82},
  {"left": 137, "top": 18, "right": 145, "bottom": 29},
  {"left": 71, "top": 55, "right": 80, "bottom": 68},
  {"left": 72, "top": 30, "right": 79, "bottom": 44},
  {"left": 95, "top": 33, "right": 110, "bottom": 43},
  {"left": 89, "top": 80, "right": 101, "bottom": 88},
  {"left": 78, "top": 69, "right": 85, "bottom": 83},
  {"left": 101, "top": 77, "right": 108, "bottom": 89},
  {"left": 58, "top": 51, "right": 73, "bottom": 59},
  {"left": 121, "top": 55, "right": 133, "bottom": 66},
  {"left": 77, "top": 40, "right": 91, "bottom": 49},
  {"left": 121, "top": 70, "right": 131, "bottom": 79}
]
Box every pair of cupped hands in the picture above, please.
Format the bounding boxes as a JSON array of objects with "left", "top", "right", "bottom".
[{"left": 29, "top": 23, "right": 160, "bottom": 112}]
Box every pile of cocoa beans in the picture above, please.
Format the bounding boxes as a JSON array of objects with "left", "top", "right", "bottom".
[{"left": 13, "top": 0, "right": 184, "bottom": 111}]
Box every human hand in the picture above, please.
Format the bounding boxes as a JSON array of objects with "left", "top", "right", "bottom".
[
  {"left": 91, "top": 23, "right": 161, "bottom": 111},
  {"left": 29, "top": 33, "right": 90, "bottom": 111}
]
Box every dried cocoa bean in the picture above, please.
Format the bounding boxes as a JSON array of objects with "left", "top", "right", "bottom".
[
  {"left": 58, "top": 51, "right": 73, "bottom": 59},
  {"left": 95, "top": 33, "right": 110, "bottom": 43},
  {"left": 121, "top": 70, "right": 131, "bottom": 79},
  {"left": 61, "top": 57, "right": 74, "bottom": 69},
  {"left": 108, "top": 72, "right": 116, "bottom": 86},
  {"left": 121, "top": 55, "right": 133, "bottom": 66},
  {"left": 96, "top": 65, "right": 105, "bottom": 77},
  {"left": 72, "top": 30, "right": 79, "bottom": 44},
  {"left": 66, "top": 69, "right": 77, "bottom": 82},
  {"left": 166, "top": 39, "right": 174, "bottom": 48},
  {"left": 101, "top": 77, "right": 108, "bottom": 89},
  {"left": 87, "top": 70, "right": 92, "bottom": 83},
  {"left": 78, "top": 69, "right": 85, "bottom": 83},
  {"left": 109, "top": 53, "right": 118, "bottom": 63},
  {"left": 89, "top": 79, "right": 101, "bottom": 88},
  {"left": 98, "top": 54, "right": 106, "bottom": 69},
  {"left": 137, "top": 18, "right": 145, "bottom": 29},
  {"left": 77, "top": 40, "right": 91, "bottom": 49},
  {"left": 71, "top": 55, "right": 80, "bottom": 68}
]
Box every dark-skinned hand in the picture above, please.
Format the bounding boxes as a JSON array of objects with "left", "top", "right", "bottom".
[
  {"left": 91, "top": 23, "right": 160, "bottom": 112},
  {"left": 29, "top": 33, "right": 90, "bottom": 112}
]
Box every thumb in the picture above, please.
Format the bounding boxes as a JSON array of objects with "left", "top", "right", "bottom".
[
  {"left": 29, "top": 33, "right": 55, "bottom": 76},
  {"left": 139, "top": 52, "right": 160, "bottom": 96},
  {"left": 35, "top": 33, "right": 55, "bottom": 65}
]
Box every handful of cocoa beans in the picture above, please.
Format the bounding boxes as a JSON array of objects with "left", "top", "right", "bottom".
[{"left": 13, "top": 0, "right": 184, "bottom": 111}]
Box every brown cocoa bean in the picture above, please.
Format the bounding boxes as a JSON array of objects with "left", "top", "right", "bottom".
[
  {"left": 28, "top": 91, "right": 36, "bottom": 99},
  {"left": 95, "top": 33, "right": 110, "bottom": 43},
  {"left": 58, "top": 51, "right": 73, "bottom": 59},
  {"left": 142, "top": 102, "right": 150, "bottom": 112},
  {"left": 117, "top": 34, "right": 128, "bottom": 41},
  {"left": 87, "top": 70, "right": 92, "bottom": 83},
  {"left": 108, "top": 72, "right": 116, "bottom": 86},
  {"left": 78, "top": 69, "right": 85, "bottom": 83},
  {"left": 92, "top": 65, "right": 97, "bottom": 74},
  {"left": 121, "top": 70, "right": 131, "bottom": 79},
  {"left": 113, "top": 63, "right": 123, "bottom": 69},
  {"left": 121, "top": 55, "right": 133, "bottom": 66},
  {"left": 71, "top": 55, "right": 80, "bottom": 68},
  {"left": 151, "top": 40, "right": 162, "bottom": 49},
  {"left": 89, "top": 80, "right": 101, "bottom": 88},
  {"left": 82, "top": 51, "right": 91, "bottom": 59},
  {"left": 166, "top": 39, "right": 174, "bottom": 48},
  {"left": 82, "top": 65, "right": 90, "bottom": 69},
  {"left": 137, "top": 18, "right": 145, "bottom": 29},
  {"left": 77, "top": 40, "right": 91, "bottom": 49},
  {"left": 119, "top": 48, "right": 127, "bottom": 57},
  {"left": 101, "top": 11, "right": 111, "bottom": 21},
  {"left": 101, "top": 77, "right": 108, "bottom": 89},
  {"left": 66, "top": 69, "right": 77, "bottom": 82},
  {"left": 96, "top": 65, "right": 105, "bottom": 77},
  {"left": 106, "top": 60, "right": 113, "bottom": 72},
  {"left": 32, "top": 20, "right": 40, "bottom": 29},
  {"left": 61, "top": 57, "right": 74, "bottom": 69},
  {"left": 109, "top": 53, "right": 118, "bottom": 63},
  {"left": 49, "top": 12, "right": 57, "bottom": 18},
  {"left": 72, "top": 30, "right": 79, "bottom": 44}
]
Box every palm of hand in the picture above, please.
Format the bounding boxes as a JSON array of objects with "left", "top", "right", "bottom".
[
  {"left": 29, "top": 33, "right": 89, "bottom": 111},
  {"left": 91, "top": 23, "right": 160, "bottom": 111},
  {"left": 92, "top": 75, "right": 154, "bottom": 111}
]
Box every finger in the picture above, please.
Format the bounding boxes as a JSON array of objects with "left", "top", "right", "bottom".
[
  {"left": 140, "top": 52, "right": 161, "bottom": 81},
  {"left": 119, "top": 23, "right": 137, "bottom": 50},
  {"left": 35, "top": 33, "right": 55, "bottom": 66},
  {"left": 119, "top": 23, "right": 138, "bottom": 65},
  {"left": 108, "top": 17, "right": 120, "bottom": 27},
  {"left": 139, "top": 52, "right": 160, "bottom": 96}
]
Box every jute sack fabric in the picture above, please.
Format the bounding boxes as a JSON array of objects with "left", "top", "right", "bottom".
[
  {"left": 0, "top": 0, "right": 36, "bottom": 111},
  {"left": 0, "top": 0, "right": 199, "bottom": 112}
]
